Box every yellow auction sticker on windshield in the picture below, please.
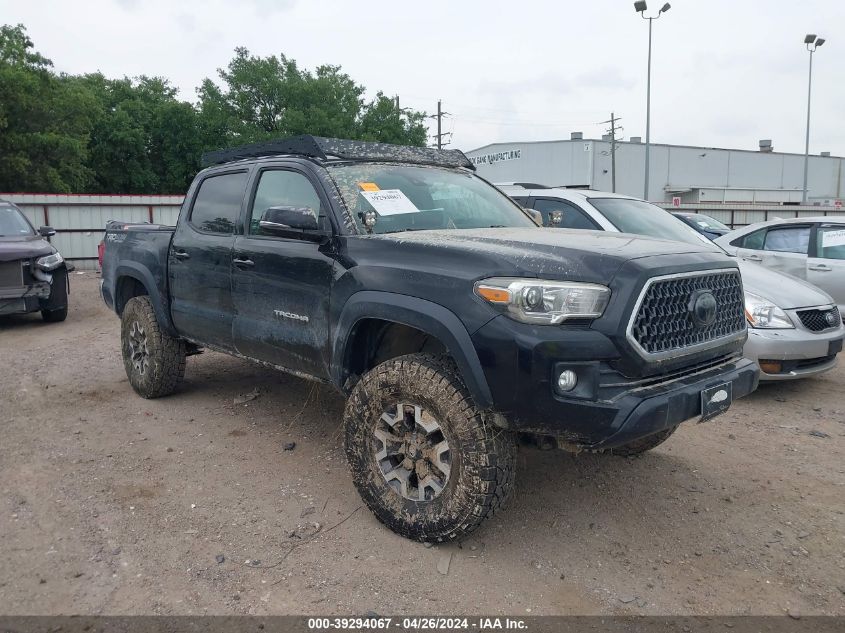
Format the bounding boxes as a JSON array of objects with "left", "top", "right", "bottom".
[
  {"left": 358, "top": 182, "right": 380, "bottom": 192},
  {"left": 360, "top": 189, "right": 420, "bottom": 216}
]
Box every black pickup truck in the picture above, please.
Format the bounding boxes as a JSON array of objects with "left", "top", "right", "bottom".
[{"left": 101, "top": 136, "right": 758, "bottom": 542}]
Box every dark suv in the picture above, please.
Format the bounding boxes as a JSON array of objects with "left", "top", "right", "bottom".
[
  {"left": 0, "top": 201, "right": 69, "bottom": 322},
  {"left": 101, "top": 136, "right": 758, "bottom": 542}
]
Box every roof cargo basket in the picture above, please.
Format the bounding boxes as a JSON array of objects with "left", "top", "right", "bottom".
[{"left": 201, "top": 135, "right": 475, "bottom": 171}]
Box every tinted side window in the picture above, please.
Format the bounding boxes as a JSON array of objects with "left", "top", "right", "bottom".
[
  {"left": 249, "top": 170, "right": 325, "bottom": 235},
  {"left": 763, "top": 226, "right": 810, "bottom": 254},
  {"left": 736, "top": 229, "right": 765, "bottom": 249},
  {"left": 190, "top": 172, "right": 249, "bottom": 234},
  {"left": 533, "top": 198, "right": 597, "bottom": 230}
]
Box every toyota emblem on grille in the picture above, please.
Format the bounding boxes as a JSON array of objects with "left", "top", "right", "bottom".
[
  {"left": 688, "top": 289, "right": 718, "bottom": 327},
  {"left": 825, "top": 311, "right": 837, "bottom": 327}
]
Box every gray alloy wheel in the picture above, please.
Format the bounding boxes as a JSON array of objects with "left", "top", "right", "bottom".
[
  {"left": 127, "top": 321, "right": 151, "bottom": 377},
  {"left": 374, "top": 403, "right": 452, "bottom": 502}
]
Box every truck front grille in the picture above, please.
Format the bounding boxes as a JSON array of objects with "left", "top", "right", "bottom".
[
  {"left": 796, "top": 306, "right": 841, "bottom": 331},
  {"left": 628, "top": 269, "right": 746, "bottom": 359},
  {"left": 0, "top": 261, "right": 24, "bottom": 288}
]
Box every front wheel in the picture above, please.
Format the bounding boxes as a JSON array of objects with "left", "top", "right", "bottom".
[
  {"left": 121, "top": 296, "right": 186, "bottom": 398},
  {"left": 344, "top": 353, "right": 516, "bottom": 543},
  {"left": 41, "top": 268, "right": 68, "bottom": 322}
]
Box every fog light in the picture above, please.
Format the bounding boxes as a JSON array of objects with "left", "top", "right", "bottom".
[
  {"left": 759, "top": 360, "right": 783, "bottom": 374},
  {"left": 557, "top": 370, "right": 578, "bottom": 392}
]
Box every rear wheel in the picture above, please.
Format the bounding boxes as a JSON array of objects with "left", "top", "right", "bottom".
[
  {"left": 607, "top": 426, "right": 678, "bottom": 456},
  {"left": 344, "top": 353, "right": 516, "bottom": 543},
  {"left": 121, "top": 296, "right": 186, "bottom": 398}
]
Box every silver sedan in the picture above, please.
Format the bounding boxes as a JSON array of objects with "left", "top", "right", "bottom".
[{"left": 739, "top": 261, "right": 844, "bottom": 381}]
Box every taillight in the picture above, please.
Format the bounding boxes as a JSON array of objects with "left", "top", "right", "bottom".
[{"left": 98, "top": 241, "right": 105, "bottom": 269}]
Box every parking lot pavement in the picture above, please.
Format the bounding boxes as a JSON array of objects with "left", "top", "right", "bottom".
[{"left": 1, "top": 273, "right": 844, "bottom": 616}]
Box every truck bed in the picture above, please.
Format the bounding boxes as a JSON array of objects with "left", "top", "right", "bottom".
[{"left": 101, "top": 221, "right": 175, "bottom": 327}]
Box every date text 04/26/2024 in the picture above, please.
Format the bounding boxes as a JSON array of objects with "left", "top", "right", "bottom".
[{"left": 307, "top": 617, "right": 528, "bottom": 631}]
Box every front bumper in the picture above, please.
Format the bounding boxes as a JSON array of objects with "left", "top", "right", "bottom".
[
  {"left": 0, "top": 283, "right": 51, "bottom": 315},
  {"left": 743, "top": 324, "right": 844, "bottom": 381},
  {"left": 472, "top": 315, "right": 759, "bottom": 450}
]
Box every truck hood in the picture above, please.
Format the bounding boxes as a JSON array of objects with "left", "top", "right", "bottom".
[
  {"left": 737, "top": 259, "right": 834, "bottom": 309},
  {"left": 0, "top": 235, "right": 55, "bottom": 262},
  {"left": 370, "top": 228, "right": 718, "bottom": 282}
]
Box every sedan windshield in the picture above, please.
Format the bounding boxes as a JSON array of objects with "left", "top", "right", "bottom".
[
  {"left": 588, "top": 197, "right": 715, "bottom": 248},
  {"left": 0, "top": 205, "right": 35, "bottom": 237},
  {"left": 326, "top": 164, "right": 536, "bottom": 234}
]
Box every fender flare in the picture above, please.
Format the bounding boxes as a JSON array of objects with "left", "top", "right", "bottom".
[
  {"left": 114, "top": 262, "right": 177, "bottom": 336},
  {"left": 332, "top": 291, "right": 493, "bottom": 409}
]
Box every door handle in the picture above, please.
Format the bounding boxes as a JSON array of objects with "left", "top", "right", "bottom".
[
  {"left": 744, "top": 254, "right": 763, "bottom": 262},
  {"left": 173, "top": 251, "right": 190, "bottom": 260},
  {"left": 808, "top": 264, "right": 831, "bottom": 271},
  {"left": 233, "top": 257, "right": 255, "bottom": 267}
]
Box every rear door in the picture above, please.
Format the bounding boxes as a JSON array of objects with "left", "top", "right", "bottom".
[
  {"left": 808, "top": 223, "right": 845, "bottom": 313},
  {"left": 231, "top": 165, "right": 336, "bottom": 378},
  {"left": 169, "top": 169, "right": 250, "bottom": 350},
  {"left": 734, "top": 223, "right": 811, "bottom": 279}
]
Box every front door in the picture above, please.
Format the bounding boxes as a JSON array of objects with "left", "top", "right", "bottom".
[
  {"left": 808, "top": 223, "right": 845, "bottom": 313},
  {"left": 169, "top": 170, "right": 250, "bottom": 350},
  {"left": 231, "top": 167, "right": 335, "bottom": 378}
]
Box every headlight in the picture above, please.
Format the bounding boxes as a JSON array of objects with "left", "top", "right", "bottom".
[
  {"left": 35, "top": 252, "right": 64, "bottom": 271},
  {"left": 744, "top": 291, "right": 793, "bottom": 329},
  {"left": 474, "top": 277, "right": 611, "bottom": 325}
]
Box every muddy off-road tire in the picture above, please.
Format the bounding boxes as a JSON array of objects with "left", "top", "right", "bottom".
[
  {"left": 344, "top": 353, "right": 516, "bottom": 542},
  {"left": 121, "top": 296, "right": 186, "bottom": 399},
  {"left": 607, "top": 425, "right": 678, "bottom": 456}
]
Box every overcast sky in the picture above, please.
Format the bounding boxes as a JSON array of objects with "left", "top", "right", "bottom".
[{"left": 3, "top": 0, "right": 843, "bottom": 155}]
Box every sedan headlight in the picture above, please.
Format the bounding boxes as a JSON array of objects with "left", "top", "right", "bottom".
[
  {"left": 474, "top": 277, "right": 611, "bottom": 325},
  {"left": 35, "top": 252, "right": 64, "bottom": 271},
  {"left": 744, "top": 291, "right": 794, "bottom": 329}
]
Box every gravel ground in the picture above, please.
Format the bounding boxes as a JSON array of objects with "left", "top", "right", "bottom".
[{"left": 1, "top": 273, "right": 844, "bottom": 616}]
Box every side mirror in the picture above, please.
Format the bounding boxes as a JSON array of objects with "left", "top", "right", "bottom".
[
  {"left": 39, "top": 226, "right": 56, "bottom": 237},
  {"left": 260, "top": 206, "right": 319, "bottom": 232}
]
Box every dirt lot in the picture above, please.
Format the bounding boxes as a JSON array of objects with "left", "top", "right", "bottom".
[{"left": 1, "top": 273, "right": 844, "bottom": 616}]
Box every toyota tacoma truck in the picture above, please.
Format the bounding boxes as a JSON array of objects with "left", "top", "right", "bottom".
[{"left": 101, "top": 136, "right": 759, "bottom": 542}]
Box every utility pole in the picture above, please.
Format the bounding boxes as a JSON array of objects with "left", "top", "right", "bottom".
[
  {"left": 395, "top": 95, "right": 400, "bottom": 114},
  {"left": 431, "top": 99, "right": 451, "bottom": 149},
  {"left": 600, "top": 113, "right": 623, "bottom": 192}
]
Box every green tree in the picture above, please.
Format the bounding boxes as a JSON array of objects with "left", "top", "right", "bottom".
[
  {"left": 81, "top": 74, "right": 203, "bottom": 194},
  {"left": 0, "top": 24, "right": 95, "bottom": 192},
  {"left": 358, "top": 92, "right": 428, "bottom": 146},
  {"left": 198, "top": 48, "right": 427, "bottom": 150}
]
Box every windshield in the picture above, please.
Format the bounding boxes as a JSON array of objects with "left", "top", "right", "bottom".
[
  {"left": 685, "top": 214, "right": 730, "bottom": 231},
  {"left": 0, "top": 205, "right": 35, "bottom": 237},
  {"left": 588, "top": 197, "right": 717, "bottom": 249},
  {"left": 326, "top": 163, "right": 536, "bottom": 234}
]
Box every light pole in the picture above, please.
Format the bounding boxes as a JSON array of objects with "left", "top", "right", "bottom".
[
  {"left": 802, "top": 34, "right": 825, "bottom": 205},
  {"left": 634, "top": 1, "right": 671, "bottom": 201}
]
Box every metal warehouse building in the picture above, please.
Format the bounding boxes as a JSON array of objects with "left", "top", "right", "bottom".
[{"left": 466, "top": 136, "right": 845, "bottom": 205}]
